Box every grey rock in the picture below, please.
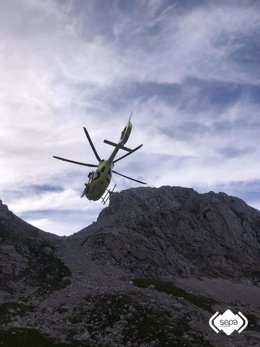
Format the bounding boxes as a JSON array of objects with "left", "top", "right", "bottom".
[
  {"left": 81, "top": 187, "right": 260, "bottom": 282},
  {"left": 0, "top": 201, "right": 71, "bottom": 291}
]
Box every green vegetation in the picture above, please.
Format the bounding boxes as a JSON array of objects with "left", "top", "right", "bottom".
[
  {"left": 132, "top": 278, "right": 217, "bottom": 312},
  {"left": 70, "top": 293, "right": 176, "bottom": 344},
  {"left": 68, "top": 293, "right": 212, "bottom": 347},
  {"left": 130, "top": 304, "right": 182, "bottom": 346},
  {"left": 130, "top": 301, "right": 212, "bottom": 346},
  {"left": 69, "top": 294, "right": 132, "bottom": 327},
  {"left": 170, "top": 318, "right": 212, "bottom": 347},
  {"left": 23, "top": 240, "right": 71, "bottom": 294},
  {"left": 0, "top": 292, "right": 213, "bottom": 347},
  {"left": 0, "top": 329, "right": 91, "bottom": 347},
  {"left": 0, "top": 302, "right": 33, "bottom": 324}
]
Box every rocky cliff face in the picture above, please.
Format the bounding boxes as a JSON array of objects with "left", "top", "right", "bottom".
[
  {"left": 80, "top": 186, "right": 260, "bottom": 282},
  {"left": 0, "top": 200, "right": 71, "bottom": 298},
  {"left": 0, "top": 188, "right": 259, "bottom": 347}
]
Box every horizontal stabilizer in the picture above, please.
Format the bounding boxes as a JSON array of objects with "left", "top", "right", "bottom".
[{"left": 104, "top": 139, "right": 132, "bottom": 152}]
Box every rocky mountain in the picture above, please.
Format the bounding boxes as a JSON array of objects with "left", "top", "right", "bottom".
[
  {"left": 0, "top": 187, "right": 259, "bottom": 347},
  {"left": 0, "top": 200, "right": 70, "bottom": 299},
  {"left": 80, "top": 187, "right": 260, "bottom": 281}
]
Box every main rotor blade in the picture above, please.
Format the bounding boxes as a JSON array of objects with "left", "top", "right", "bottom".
[
  {"left": 83, "top": 127, "right": 101, "bottom": 162},
  {"left": 53, "top": 156, "right": 98, "bottom": 168},
  {"left": 113, "top": 144, "right": 143, "bottom": 163},
  {"left": 112, "top": 170, "right": 146, "bottom": 184}
]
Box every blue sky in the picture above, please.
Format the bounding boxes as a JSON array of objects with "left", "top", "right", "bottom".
[{"left": 1, "top": 0, "right": 260, "bottom": 235}]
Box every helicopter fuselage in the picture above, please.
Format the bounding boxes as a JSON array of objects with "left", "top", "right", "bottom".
[
  {"left": 85, "top": 160, "right": 113, "bottom": 201},
  {"left": 83, "top": 119, "right": 132, "bottom": 201}
]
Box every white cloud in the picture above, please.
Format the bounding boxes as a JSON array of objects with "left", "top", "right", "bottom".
[
  {"left": 26, "top": 218, "right": 79, "bottom": 237},
  {"left": 8, "top": 188, "right": 96, "bottom": 213},
  {"left": 8, "top": 188, "right": 104, "bottom": 235},
  {"left": 1, "top": 0, "right": 260, "bottom": 235}
]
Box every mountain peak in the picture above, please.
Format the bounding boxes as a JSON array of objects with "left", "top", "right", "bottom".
[{"left": 79, "top": 186, "right": 260, "bottom": 282}]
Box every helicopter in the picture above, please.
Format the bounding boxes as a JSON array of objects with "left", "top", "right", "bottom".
[{"left": 53, "top": 115, "right": 146, "bottom": 203}]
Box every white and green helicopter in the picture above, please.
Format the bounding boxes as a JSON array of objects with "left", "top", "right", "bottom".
[{"left": 53, "top": 115, "right": 146, "bottom": 204}]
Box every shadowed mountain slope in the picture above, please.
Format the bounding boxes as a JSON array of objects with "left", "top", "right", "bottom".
[{"left": 0, "top": 200, "right": 70, "bottom": 297}]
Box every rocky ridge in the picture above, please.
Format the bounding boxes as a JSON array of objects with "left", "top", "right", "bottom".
[
  {"left": 81, "top": 186, "right": 260, "bottom": 281},
  {"left": 0, "top": 200, "right": 69, "bottom": 300},
  {"left": 0, "top": 187, "right": 259, "bottom": 347}
]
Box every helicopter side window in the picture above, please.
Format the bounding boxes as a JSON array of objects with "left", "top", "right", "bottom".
[
  {"left": 93, "top": 170, "right": 101, "bottom": 181},
  {"left": 101, "top": 167, "right": 106, "bottom": 173},
  {"left": 108, "top": 168, "right": 111, "bottom": 176}
]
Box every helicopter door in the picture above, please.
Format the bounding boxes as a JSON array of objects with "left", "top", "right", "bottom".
[{"left": 93, "top": 169, "right": 101, "bottom": 181}]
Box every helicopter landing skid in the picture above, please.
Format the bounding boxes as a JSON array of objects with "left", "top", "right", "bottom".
[{"left": 101, "top": 184, "right": 117, "bottom": 204}]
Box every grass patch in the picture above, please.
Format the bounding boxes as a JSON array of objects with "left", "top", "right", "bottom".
[
  {"left": 131, "top": 305, "right": 176, "bottom": 346},
  {"left": 80, "top": 294, "right": 177, "bottom": 345},
  {"left": 0, "top": 302, "right": 33, "bottom": 324},
  {"left": 69, "top": 293, "right": 212, "bottom": 347},
  {"left": 0, "top": 328, "right": 91, "bottom": 347},
  {"left": 171, "top": 318, "right": 212, "bottom": 347},
  {"left": 172, "top": 317, "right": 190, "bottom": 338},
  {"left": 132, "top": 278, "right": 217, "bottom": 312},
  {"left": 23, "top": 240, "right": 71, "bottom": 294},
  {"left": 70, "top": 294, "right": 132, "bottom": 328},
  {"left": 133, "top": 310, "right": 212, "bottom": 347}
]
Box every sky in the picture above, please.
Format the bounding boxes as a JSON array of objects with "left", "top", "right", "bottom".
[{"left": 1, "top": 0, "right": 260, "bottom": 236}]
